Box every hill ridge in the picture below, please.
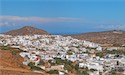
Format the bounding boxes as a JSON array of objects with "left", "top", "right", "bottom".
[
  {"left": 4, "top": 26, "right": 49, "bottom": 36},
  {"left": 66, "top": 30, "right": 125, "bottom": 44}
]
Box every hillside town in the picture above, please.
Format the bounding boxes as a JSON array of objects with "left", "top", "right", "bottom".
[{"left": 0, "top": 34, "right": 125, "bottom": 75}]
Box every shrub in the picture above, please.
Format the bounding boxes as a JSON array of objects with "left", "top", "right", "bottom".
[
  {"left": 0, "top": 46, "right": 9, "bottom": 50},
  {"left": 75, "top": 64, "right": 79, "bottom": 70},
  {"left": 76, "top": 70, "right": 89, "bottom": 75},
  {"left": 28, "top": 62, "right": 42, "bottom": 71},
  {"left": 113, "top": 44, "right": 121, "bottom": 47},
  {"left": 99, "top": 72, "right": 102, "bottom": 75},
  {"left": 11, "top": 50, "right": 21, "bottom": 55},
  {"left": 64, "top": 64, "right": 73, "bottom": 72},
  {"left": 106, "top": 50, "right": 125, "bottom": 55},
  {"left": 11, "top": 51, "right": 17, "bottom": 55},
  {"left": 31, "top": 66, "right": 42, "bottom": 71},
  {"left": 110, "top": 72, "right": 117, "bottom": 75},
  {"left": 39, "top": 60, "right": 45, "bottom": 65},
  {"left": 48, "top": 60, "right": 55, "bottom": 66},
  {"left": 64, "top": 60, "right": 72, "bottom": 65},
  {"left": 67, "top": 51, "right": 73, "bottom": 55},
  {"left": 28, "top": 62, "right": 35, "bottom": 67},
  {"left": 54, "top": 57, "right": 64, "bottom": 65},
  {"left": 96, "top": 52, "right": 104, "bottom": 58},
  {"left": 47, "top": 70, "right": 59, "bottom": 74}
]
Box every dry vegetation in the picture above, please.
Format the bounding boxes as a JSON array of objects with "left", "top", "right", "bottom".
[
  {"left": 0, "top": 46, "right": 44, "bottom": 75},
  {"left": 67, "top": 30, "right": 125, "bottom": 44}
]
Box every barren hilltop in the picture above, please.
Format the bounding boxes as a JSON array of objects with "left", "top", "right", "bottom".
[
  {"left": 4, "top": 26, "right": 49, "bottom": 36},
  {"left": 66, "top": 30, "right": 125, "bottom": 44}
]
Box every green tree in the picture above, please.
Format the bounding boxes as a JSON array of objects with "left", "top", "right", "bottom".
[
  {"left": 64, "top": 64, "right": 73, "bottom": 72},
  {"left": 75, "top": 64, "right": 79, "bottom": 70},
  {"left": 28, "top": 62, "right": 42, "bottom": 71},
  {"left": 96, "top": 52, "right": 105, "bottom": 58},
  {"left": 47, "top": 70, "right": 59, "bottom": 74},
  {"left": 54, "top": 57, "right": 64, "bottom": 65}
]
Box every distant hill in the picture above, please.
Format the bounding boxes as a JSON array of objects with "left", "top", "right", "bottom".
[
  {"left": 4, "top": 26, "right": 49, "bottom": 36},
  {"left": 66, "top": 30, "right": 125, "bottom": 44}
]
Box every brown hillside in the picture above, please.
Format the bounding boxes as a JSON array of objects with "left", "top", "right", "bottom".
[
  {"left": 0, "top": 47, "right": 44, "bottom": 75},
  {"left": 67, "top": 30, "right": 125, "bottom": 44},
  {"left": 5, "top": 26, "right": 49, "bottom": 36}
]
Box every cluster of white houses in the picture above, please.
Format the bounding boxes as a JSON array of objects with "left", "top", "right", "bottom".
[{"left": 0, "top": 34, "right": 125, "bottom": 75}]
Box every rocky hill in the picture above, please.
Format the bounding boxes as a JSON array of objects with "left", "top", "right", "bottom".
[
  {"left": 4, "top": 26, "right": 49, "bottom": 36},
  {"left": 67, "top": 30, "right": 125, "bottom": 44}
]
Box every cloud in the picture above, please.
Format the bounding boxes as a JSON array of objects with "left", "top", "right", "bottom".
[
  {"left": 1, "top": 16, "right": 51, "bottom": 22},
  {"left": 0, "top": 16, "right": 125, "bottom": 31},
  {"left": 0, "top": 16, "right": 84, "bottom": 27},
  {"left": 97, "top": 24, "right": 125, "bottom": 30},
  {"left": 0, "top": 16, "right": 82, "bottom": 26}
]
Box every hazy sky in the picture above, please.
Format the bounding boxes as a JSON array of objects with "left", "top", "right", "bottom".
[{"left": 0, "top": 0, "right": 125, "bottom": 34}]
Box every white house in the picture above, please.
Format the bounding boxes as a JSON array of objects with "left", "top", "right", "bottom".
[{"left": 88, "top": 62, "right": 103, "bottom": 72}]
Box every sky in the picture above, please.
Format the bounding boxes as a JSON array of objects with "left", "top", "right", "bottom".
[{"left": 0, "top": 0, "right": 125, "bottom": 34}]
